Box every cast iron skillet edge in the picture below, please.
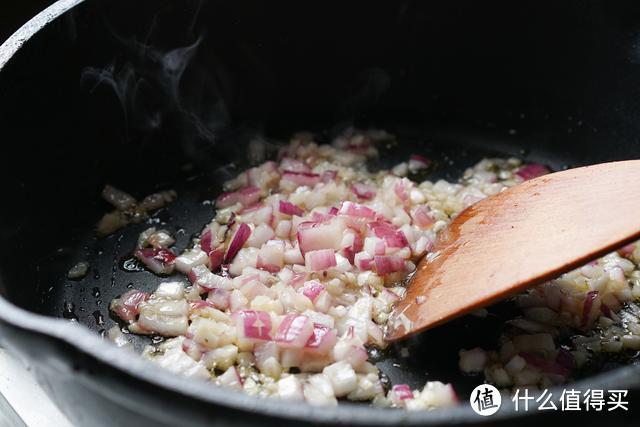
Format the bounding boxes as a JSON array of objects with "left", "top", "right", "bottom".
[{"left": 0, "top": 1, "right": 639, "bottom": 425}]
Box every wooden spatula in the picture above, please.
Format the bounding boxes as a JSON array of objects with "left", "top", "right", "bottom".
[{"left": 386, "top": 160, "right": 640, "bottom": 341}]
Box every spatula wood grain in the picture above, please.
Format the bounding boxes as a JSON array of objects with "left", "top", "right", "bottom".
[{"left": 386, "top": 160, "right": 640, "bottom": 341}]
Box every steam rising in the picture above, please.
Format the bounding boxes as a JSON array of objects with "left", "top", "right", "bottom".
[{"left": 81, "top": 33, "right": 228, "bottom": 143}]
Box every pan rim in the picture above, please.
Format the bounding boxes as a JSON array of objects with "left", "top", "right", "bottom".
[{"left": 0, "top": 0, "right": 639, "bottom": 424}]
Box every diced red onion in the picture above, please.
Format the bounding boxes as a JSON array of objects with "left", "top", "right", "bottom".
[
  {"left": 207, "top": 288, "right": 231, "bottom": 310},
  {"left": 200, "top": 228, "right": 213, "bottom": 254},
  {"left": 515, "top": 163, "right": 550, "bottom": 181},
  {"left": 310, "top": 212, "right": 335, "bottom": 223},
  {"left": 332, "top": 335, "right": 368, "bottom": 369},
  {"left": 374, "top": 255, "right": 406, "bottom": 275},
  {"left": 275, "top": 314, "right": 314, "bottom": 348},
  {"left": 240, "top": 280, "right": 275, "bottom": 300},
  {"left": 618, "top": 243, "right": 635, "bottom": 258},
  {"left": 322, "top": 170, "right": 337, "bottom": 183},
  {"left": 189, "top": 300, "right": 217, "bottom": 311},
  {"left": 305, "top": 249, "right": 337, "bottom": 271},
  {"left": 519, "top": 352, "right": 569, "bottom": 377},
  {"left": 351, "top": 183, "right": 376, "bottom": 200},
  {"left": 411, "top": 205, "right": 435, "bottom": 229},
  {"left": 135, "top": 248, "right": 176, "bottom": 275},
  {"left": 409, "top": 154, "right": 430, "bottom": 169},
  {"left": 314, "top": 291, "right": 332, "bottom": 313},
  {"left": 296, "top": 219, "right": 345, "bottom": 255},
  {"left": 581, "top": 290, "right": 599, "bottom": 327},
  {"left": 305, "top": 323, "right": 337, "bottom": 354},
  {"left": 216, "top": 186, "right": 261, "bottom": 208},
  {"left": 394, "top": 180, "right": 409, "bottom": 203},
  {"left": 225, "top": 223, "right": 252, "bottom": 263},
  {"left": 209, "top": 249, "right": 224, "bottom": 271},
  {"left": 234, "top": 310, "right": 272, "bottom": 342},
  {"left": 111, "top": 289, "right": 149, "bottom": 322},
  {"left": 280, "top": 157, "right": 311, "bottom": 173},
  {"left": 282, "top": 171, "right": 321, "bottom": 187},
  {"left": 289, "top": 272, "right": 308, "bottom": 289},
  {"left": 217, "top": 366, "right": 243, "bottom": 389},
  {"left": 600, "top": 303, "right": 613, "bottom": 318},
  {"left": 279, "top": 200, "right": 304, "bottom": 217},
  {"left": 341, "top": 229, "right": 363, "bottom": 263},
  {"left": 240, "top": 204, "right": 273, "bottom": 225},
  {"left": 256, "top": 241, "right": 285, "bottom": 273},
  {"left": 188, "top": 265, "right": 233, "bottom": 291},
  {"left": 391, "top": 384, "right": 414, "bottom": 401},
  {"left": 383, "top": 232, "right": 409, "bottom": 248},
  {"left": 338, "top": 201, "right": 376, "bottom": 219},
  {"left": 354, "top": 252, "right": 374, "bottom": 270},
  {"left": 302, "top": 281, "right": 326, "bottom": 301},
  {"left": 254, "top": 341, "right": 280, "bottom": 373}
]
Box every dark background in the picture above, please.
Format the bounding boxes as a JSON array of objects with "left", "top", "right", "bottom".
[{"left": 1, "top": 1, "right": 54, "bottom": 43}]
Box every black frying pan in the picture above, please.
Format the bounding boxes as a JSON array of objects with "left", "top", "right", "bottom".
[{"left": 0, "top": 1, "right": 640, "bottom": 426}]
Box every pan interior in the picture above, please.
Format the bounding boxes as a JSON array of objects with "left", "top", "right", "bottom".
[{"left": 1, "top": 0, "right": 640, "bottom": 406}]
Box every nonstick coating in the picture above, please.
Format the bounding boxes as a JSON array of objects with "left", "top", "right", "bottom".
[{"left": 1, "top": 1, "right": 640, "bottom": 426}]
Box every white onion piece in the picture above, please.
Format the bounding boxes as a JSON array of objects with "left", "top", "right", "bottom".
[
  {"left": 174, "top": 249, "right": 208, "bottom": 274},
  {"left": 333, "top": 331, "right": 368, "bottom": 369},
  {"left": 256, "top": 240, "right": 285, "bottom": 273},
  {"left": 323, "top": 361, "right": 358, "bottom": 397},
  {"left": 135, "top": 248, "right": 176, "bottom": 275},
  {"left": 281, "top": 171, "right": 321, "bottom": 188},
  {"left": 188, "top": 265, "right": 233, "bottom": 290},
  {"left": 304, "top": 374, "right": 338, "bottom": 406},
  {"left": 245, "top": 223, "right": 274, "bottom": 248},
  {"left": 296, "top": 218, "right": 346, "bottom": 254},
  {"left": 275, "top": 220, "right": 292, "bottom": 239},
  {"left": 150, "top": 338, "right": 210, "bottom": 380},
  {"left": 241, "top": 203, "right": 273, "bottom": 225},
  {"left": 343, "top": 297, "right": 372, "bottom": 342},
  {"left": 280, "top": 348, "right": 304, "bottom": 369},
  {"left": 207, "top": 289, "right": 231, "bottom": 310},
  {"left": 254, "top": 341, "right": 281, "bottom": 378},
  {"left": 277, "top": 375, "right": 304, "bottom": 400},
  {"left": 280, "top": 157, "right": 311, "bottom": 173},
  {"left": 137, "top": 299, "right": 189, "bottom": 336},
  {"left": 228, "top": 248, "right": 259, "bottom": 277},
  {"left": 216, "top": 366, "right": 243, "bottom": 389},
  {"left": 154, "top": 282, "right": 185, "bottom": 300}
]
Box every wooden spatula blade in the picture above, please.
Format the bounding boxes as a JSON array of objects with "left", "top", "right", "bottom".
[{"left": 387, "top": 160, "right": 640, "bottom": 341}]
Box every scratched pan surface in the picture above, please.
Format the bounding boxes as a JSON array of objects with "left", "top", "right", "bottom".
[{"left": 1, "top": 0, "right": 640, "bottom": 426}]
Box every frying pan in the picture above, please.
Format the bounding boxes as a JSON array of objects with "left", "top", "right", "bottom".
[{"left": 0, "top": 0, "right": 639, "bottom": 426}]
